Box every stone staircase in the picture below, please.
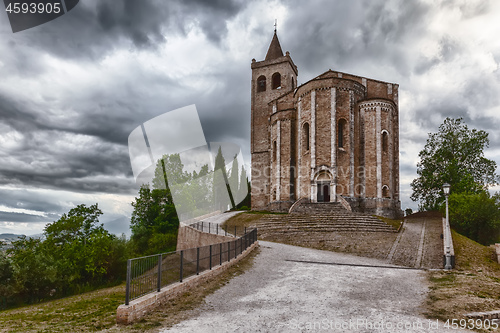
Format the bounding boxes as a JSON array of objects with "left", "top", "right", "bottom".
[{"left": 256, "top": 202, "right": 397, "bottom": 238}]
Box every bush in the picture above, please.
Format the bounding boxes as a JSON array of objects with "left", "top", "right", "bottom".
[
  {"left": 4, "top": 204, "right": 132, "bottom": 308},
  {"left": 0, "top": 251, "right": 14, "bottom": 308},
  {"left": 444, "top": 191, "right": 500, "bottom": 245}
]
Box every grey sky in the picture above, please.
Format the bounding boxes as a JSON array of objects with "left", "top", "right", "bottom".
[{"left": 1, "top": 0, "right": 499, "bottom": 235}]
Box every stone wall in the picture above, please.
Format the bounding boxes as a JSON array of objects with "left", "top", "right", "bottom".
[
  {"left": 176, "top": 225, "right": 234, "bottom": 251},
  {"left": 267, "top": 200, "right": 293, "bottom": 212},
  {"left": 251, "top": 52, "right": 297, "bottom": 211},
  {"left": 250, "top": 34, "right": 402, "bottom": 218}
]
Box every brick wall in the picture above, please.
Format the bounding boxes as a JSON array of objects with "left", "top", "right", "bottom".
[{"left": 250, "top": 45, "right": 402, "bottom": 217}]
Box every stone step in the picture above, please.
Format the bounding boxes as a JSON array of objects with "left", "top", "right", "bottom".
[
  {"left": 262, "top": 222, "right": 389, "bottom": 227},
  {"left": 261, "top": 217, "right": 385, "bottom": 222},
  {"left": 257, "top": 221, "right": 395, "bottom": 230},
  {"left": 290, "top": 202, "right": 347, "bottom": 214},
  {"left": 258, "top": 227, "right": 395, "bottom": 233},
  {"left": 257, "top": 218, "right": 389, "bottom": 224},
  {"left": 258, "top": 228, "right": 395, "bottom": 234},
  {"left": 259, "top": 217, "right": 388, "bottom": 224},
  {"left": 262, "top": 214, "right": 384, "bottom": 219},
  {"left": 255, "top": 200, "right": 398, "bottom": 234}
]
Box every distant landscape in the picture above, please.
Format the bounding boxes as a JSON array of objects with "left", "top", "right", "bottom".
[{"left": 0, "top": 234, "right": 24, "bottom": 249}]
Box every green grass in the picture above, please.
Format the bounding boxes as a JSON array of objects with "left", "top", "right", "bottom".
[
  {"left": 425, "top": 230, "right": 500, "bottom": 331},
  {"left": 0, "top": 284, "right": 125, "bottom": 332},
  {"left": 222, "top": 212, "right": 274, "bottom": 229},
  {"left": 0, "top": 245, "right": 260, "bottom": 332},
  {"left": 374, "top": 215, "right": 403, "bottom": 230}
]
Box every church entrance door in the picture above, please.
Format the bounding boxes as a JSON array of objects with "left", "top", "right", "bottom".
[
  {"left": 323, "top": 184, "right": 330, "bottom": 202},
  {"left": 317, "top": 182, "right": 330, "bottom": 202}
]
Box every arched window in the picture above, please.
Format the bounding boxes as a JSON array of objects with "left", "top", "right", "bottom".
[
  {"left": 272, "top": 72, "right": 281, "bottom": 89},
  {"left": 382, "top": 131, "right": 389, "bottom": 152},
  {"left": 291, "top": 77, "right": 295, "bottom": 90},
  {"left": 273, "top": 140, "right": 277, "bottom": 161},
  {"left": 338, "top": 119, "right": 347, "bottom": 148},
  {"left": 382, "top": 185, "right": 390, "bottom": 198},
  {"left": 302, "top": 123, "right": 310, "bottom": 151},
  {"left": 257, "top": 75, "right": 266, "bottom": 92}
]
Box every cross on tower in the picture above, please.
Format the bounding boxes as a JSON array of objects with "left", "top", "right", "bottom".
[{"left": 274, "top": 19, "right": 277, "bottom": 33}]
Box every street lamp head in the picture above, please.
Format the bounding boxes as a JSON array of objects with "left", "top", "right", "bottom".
[{"left": 443, "top": 183, "right": 451, "bottom": 196}]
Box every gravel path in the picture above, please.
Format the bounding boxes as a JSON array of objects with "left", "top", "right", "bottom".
[
  {"left": 202, "top": 211, "right": 242, "bottom": 225},
  {"left": 190, "top": 211, "right": 243, "bottom": 235},
  {"left": 160, "top": 241, "right": 470, "bottom": 332},
  {"left": 420, "top": 217, "right": 444, "bottom": 269}
]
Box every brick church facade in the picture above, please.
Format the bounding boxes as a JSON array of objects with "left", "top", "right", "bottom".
[{"left": 250, "top": 31, "right": 403, "bottom": 219}]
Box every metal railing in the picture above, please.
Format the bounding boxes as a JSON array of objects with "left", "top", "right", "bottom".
[
  {"left": 189, "top": 221, "right": 252, "bottom": 237},
  {"left": 125, "top": 226, "right": 257, "bottom": 305}
]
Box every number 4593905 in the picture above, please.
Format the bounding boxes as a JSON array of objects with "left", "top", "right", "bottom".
[
  {"left": 5, "top": 2, "right": 61, "bottom": 14},
  {"left": 444, "top": 318, "right": 498, "bottom": 330}
]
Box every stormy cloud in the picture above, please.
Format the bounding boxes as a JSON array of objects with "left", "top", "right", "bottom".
[{"left": 1, "top": 0, "right": 500, "bottom": 235}]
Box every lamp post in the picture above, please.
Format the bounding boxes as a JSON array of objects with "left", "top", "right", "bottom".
[{"left": 443, "top": 183, "right": 452, "bottom": 270}]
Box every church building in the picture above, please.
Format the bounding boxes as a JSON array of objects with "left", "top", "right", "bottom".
[{"left": 250, "top": 31, "right": 403, "bottom": 219}]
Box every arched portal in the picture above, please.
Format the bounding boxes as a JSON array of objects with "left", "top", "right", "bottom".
[{"left": 314, "top": 169, "right": 334, "bottom": 203}]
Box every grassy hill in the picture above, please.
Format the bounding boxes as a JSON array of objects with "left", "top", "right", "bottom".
[
  {"left": 0, "top": 245, "right": 259, "bottom": 332},
  {"left": 425, "top": 230, "right": 500, "bottom": 329},
  {"left": 0, "top": 233, "right": 23, "bottom": 241}
]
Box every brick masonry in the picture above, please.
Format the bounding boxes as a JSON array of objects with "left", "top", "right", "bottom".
[{"left": 251, "top": 32, "right": 403, "bottom": 219}]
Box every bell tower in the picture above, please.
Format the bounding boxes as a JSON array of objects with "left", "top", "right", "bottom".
[{"left": 250, "top": 30, "right": 298, "bottom": 209}]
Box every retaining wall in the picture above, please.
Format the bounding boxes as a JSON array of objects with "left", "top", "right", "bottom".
[
  {"left": 117, "top": 241, "right": 259, "bottom": 325},
  {"left": 176, "top": 225, "right": 233, "bottom": 251}
]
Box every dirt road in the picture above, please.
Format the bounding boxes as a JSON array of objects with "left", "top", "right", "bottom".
[{"left": 160, "top": 240, "right": 470, "bottom": 332}]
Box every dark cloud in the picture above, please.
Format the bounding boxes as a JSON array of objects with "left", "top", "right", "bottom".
[
  {"left": 0, "top": 144, "right": 136, "bottom": 194},
  {"left": 2, "top": 0, "right": 248, "bottom": 62},
  {"left": 0, "top": 211, "right": 56, "bottom": 223},
  {"left": 180, "top": 0, "right": 248, "bottom": 43},
  {"left": 279, "top": 0, "right": 430, "bottom": 80},
  {"left": 0, "top": 189, "right": 64, "bottom": 213},
  {"left": 1, "top": 0, "right": 500, "bottom": 232},
  {"left": 196, "top": 65, "right": 251, "bottom": 145}
]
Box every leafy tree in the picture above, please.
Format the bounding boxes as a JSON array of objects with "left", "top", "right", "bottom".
[
  {"left": 152, "top": 153, "right": 190, "bottom": 190},
  {"left": 228, "top": 155, "right": 240, "bottom": 204},
  {"left": 4, "top": 204, "right": 129, "bottom": 307},
  {"left": 191, "top": 164, "right": 213, "bottom": 211},
  {"left": 411, "top": 117, "right": 498, "bottom": 210},
  {"left": 445, "top": 191, "right": 500, "bottom": 245},
  {"left": 236, "top": 166, "right": 251, "bottom": 209},
  {"left": 0, "top": 250, "right": 14, "bottom": 305},
  {"left": 8, "top": 236, "right": 57, "bottom": 303},
  {"left": 131, "top": 154, "right": 183, "bottom": 255},
  {"left": 213, "top": 146, "right": 233, "bottom": 210},
  {"left": 42, "top": 204, "right": 117, "bottom": 287},
  {"left": 130, "top": 185, "right": 178, "bottom": 255}
]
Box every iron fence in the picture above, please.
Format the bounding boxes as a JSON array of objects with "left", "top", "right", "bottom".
[
  {"left": 125, "top": 226, "right": 257, "bottom": 305},
  {"left": 188, "top": 221, "right": 251, "bottom": 237}
]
